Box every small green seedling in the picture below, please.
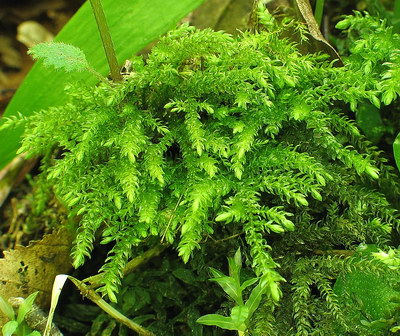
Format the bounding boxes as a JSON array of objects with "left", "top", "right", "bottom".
[
  {"left": 0, "top": 292, "right": 41, "bottom": 336},
  {"left": 196, "top": 248, "right": 283, "bottom": 335},
  {"left": 28, "top": 42, "right": 105, "bottom": 83}
]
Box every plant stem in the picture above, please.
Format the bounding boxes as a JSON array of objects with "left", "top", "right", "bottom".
[
  {"left": 213, "top": 232, "right": 244, "bottom": 243},
  {"left": 69, "top": 277, "right": 155, "bottom": 336},
  {"left": 89, "top": 0, "right": 122, "bottom": 81},
  {"left": 314, "top": 0, "right": 324, "bottom": 27}
]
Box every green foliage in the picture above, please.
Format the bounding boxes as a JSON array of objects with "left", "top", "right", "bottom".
[
  {"left": 335, "top": 11, "right": 400, "bottom": 170},
  {"left": 27, "top": 42, "right": 106, "bottom": 84},
  {"left": 28, "top": 42, "right": 89, "bottom": 73},
  {"left": 275, "top": 252, "right": 399, "bottom": 336},
  {"left": 336, "top": 12, "right": 400, "bottom": 107},
  {"left": 5, "top": 7, "right": 400, "bottom": 334},
  {"left": 0, "top": 0, "right": 205, "bottom": 170},
  {"left": 197, "top": 248, "right": 279, "bottom": 334},
  {"left": 0, "top": 292, "right": 41, "bottom": 336},
  {"left": 87, "top": 248, "right": 222, "bottom": 335},
  {"left": 356, "top": 102, "right": 385, "bottom": 143},
  {"left": 350, "top": 0, "right": 400, "bottom": 33}
]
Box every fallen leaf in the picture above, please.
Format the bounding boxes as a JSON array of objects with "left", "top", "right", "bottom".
[
  {"left": 295, "top": 0, "right": 343, "bottom": 65},
  {"left": 0, "top": 229, "right": 72, "bottom": 326}
]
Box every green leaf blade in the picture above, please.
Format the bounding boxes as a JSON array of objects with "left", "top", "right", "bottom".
[
  {"left": 2, "top": 321, "right": 18, "bottom": 336},
  {"left": 196, "top": 314, "right": 238, "bottom": 330},
  {"left": 356, "top": 102, "right": 384, "bottom": 143},
  {"left": 26, "top": 332, "right": 42, "bottom": 336},
  {"left": 240, "top": 277, "right": 258, "bottom": 291},
  {"left": 0, "top": 295, "right": 15, "bottom": 320},
  {"left": 209, "top": 276, "right": 241, "bottom": 305},
  {"left": 230, "top": 305, "right": 249, "bottom": 331},
  {"left": 245, "top": 281, "right": 267, "bottom": 318},
  {"left": 16, "top": 291, "right": 39, "bottom": 324}
]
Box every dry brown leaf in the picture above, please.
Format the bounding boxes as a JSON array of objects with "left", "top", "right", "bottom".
[
  {"left": 0, "top": 229, "right": 72, "bottom": 326},
  {"left": 294, "top": 0, "right": 343, "bottom": 65}
]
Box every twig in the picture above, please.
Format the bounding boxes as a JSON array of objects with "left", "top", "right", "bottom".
[
  {"left": 213, "top": 232, "right": 244, "bottom": 244},
  {"left": 69, "top": 277, "right": 155, "bottom": 336}
]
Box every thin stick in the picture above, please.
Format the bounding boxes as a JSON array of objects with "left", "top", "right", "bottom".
[
  {"left": 89, "top": 0, "right": 122, "bottom": 81},
  {"left": 69, "top": 277, "right": 155, "bottom": 336},
  {"left": 213, "top": 232, "right": 243, "bottom": 244}
]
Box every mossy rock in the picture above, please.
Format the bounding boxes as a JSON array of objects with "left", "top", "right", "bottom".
[{"left": 333, "top": 245, "right": 400, "bottom": 334}]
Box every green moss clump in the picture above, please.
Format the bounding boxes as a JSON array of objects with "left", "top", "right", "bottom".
[{"left": 10, "top": 9, "right": 400, "bottom": 334}]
